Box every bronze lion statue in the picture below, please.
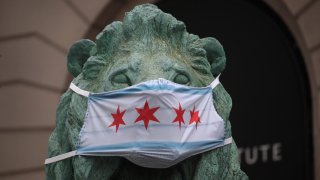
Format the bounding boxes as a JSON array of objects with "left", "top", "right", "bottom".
[{"left": 46, "top": 4, "right": 248, "bottom": 180}]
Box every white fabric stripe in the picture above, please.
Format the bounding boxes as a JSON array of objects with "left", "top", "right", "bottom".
[
  {"left": 210, "top": 74, "right": 221, "bottom": 89},
  {"left": 79, "top": 123, "right": 225, "bottom": 147},
  {"left": 70, "top": 83, "right": 90, "bottom": 97},
  {"left": 44, "top": 150, "right": 77, "bottom": 164}
]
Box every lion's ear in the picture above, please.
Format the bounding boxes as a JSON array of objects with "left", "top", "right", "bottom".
[
  {"left": 202, "top": 37, "right": 226, "bottom": 77},
  {"left": 67, "top": 39, "right": 96, "bottom": 77}
]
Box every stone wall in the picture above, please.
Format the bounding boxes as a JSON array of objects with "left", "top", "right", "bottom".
[{"left": 0, "top": 0, "right": 109, "bottom": 179}]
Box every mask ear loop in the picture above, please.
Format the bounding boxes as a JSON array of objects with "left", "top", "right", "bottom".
[
  {"left": 45, "top": 83, "right": 89, "bottom": 165},
  {"left": 45, "top": 150, "right": 77, "bottom": 164},
  {"left": 209, "top": 74, "right": 221, "bottom": 89},
  {"left": 208, "top": 74, "right": 234, "bottom": 147},
  {"left": 70, "top": 83, "right": 90, "bottom": 97}
]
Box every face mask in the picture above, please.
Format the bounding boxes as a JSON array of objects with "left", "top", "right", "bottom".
[{"left": 45, "top": 75, "right": 232, "bottom": 168}]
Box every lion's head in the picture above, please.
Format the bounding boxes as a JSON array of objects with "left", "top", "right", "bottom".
[{"left": 46, "top": 4, "right": 247, "bottom": 180}]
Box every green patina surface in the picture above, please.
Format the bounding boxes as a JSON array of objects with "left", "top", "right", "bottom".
[{"left": 46, "top": 4, "right": 248, "bottom": 180}]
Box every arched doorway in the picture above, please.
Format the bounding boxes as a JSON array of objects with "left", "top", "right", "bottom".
[{"left": 154, "top": 0, "right": 313, "bottom": 179}]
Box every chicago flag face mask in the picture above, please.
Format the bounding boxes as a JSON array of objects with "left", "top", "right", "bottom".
[{"left": 45, "top": 75, "right": 232, "bottom": 168}]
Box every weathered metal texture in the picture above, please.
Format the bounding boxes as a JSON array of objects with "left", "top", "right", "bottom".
[{"left": 46, "top": 4, "right": 248, "bottom": 180}]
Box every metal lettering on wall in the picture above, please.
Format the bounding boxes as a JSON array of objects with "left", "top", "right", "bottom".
[{"left": 238, "top": 142, "right": 282, "bottom": 165}]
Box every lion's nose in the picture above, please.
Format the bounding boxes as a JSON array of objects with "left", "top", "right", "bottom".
[{"left": 142, "top": 73, "right": 168, "bottom": 82}]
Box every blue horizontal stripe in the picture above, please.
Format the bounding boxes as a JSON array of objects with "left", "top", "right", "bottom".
[
  {"left": 90, "top": 83, "right": 211, "bottom": 99},
  {"left": 76, "top": 139, "right": 224, "bottom": 154}
]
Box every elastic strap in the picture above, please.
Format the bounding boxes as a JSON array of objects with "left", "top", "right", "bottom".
[
  {"left": 44, "top": 150, "right": 77, "bottom": 164},
  {"left": 70, "top": 83, "right": 90, "bottom": 97},
  {"left": 223, "top": 137, "right": 233, "bottom": 145},
  {"left": 209, "top": 74, "right": 221, "bottom": 89}
]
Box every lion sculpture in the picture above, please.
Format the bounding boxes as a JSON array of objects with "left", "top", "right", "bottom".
[{"left": 46, "top": 4, "right": 248, "bottom": 180}]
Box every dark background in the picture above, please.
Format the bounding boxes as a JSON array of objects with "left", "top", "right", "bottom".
[{"left": 156, "top": 0, "right": 313, "bottom": 179}]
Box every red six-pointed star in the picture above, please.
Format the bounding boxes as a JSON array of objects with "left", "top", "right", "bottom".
[
  {"left": 108, "top": 105, "right": 126, "bottom": 132},
  {"left": 189, "top": 106, "right": 200, "bottom": 128},
  {"left": 135, "top": 100, "right": 160, "bottom": 129},
  {"left": 172, "top": 103, "right": 185, "bottom": 129}
]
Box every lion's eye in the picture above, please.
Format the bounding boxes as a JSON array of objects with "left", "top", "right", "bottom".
[
  {"left": 173, "top": 74, "right": 190, "bottom": 85},
  {"left": 112, "top": 74, "right": 132, "bottom": 86}
]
